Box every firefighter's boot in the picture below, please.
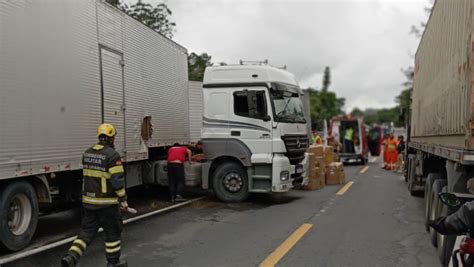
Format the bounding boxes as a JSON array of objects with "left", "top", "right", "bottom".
[
  {"left": 61, "top": 253, "right": 78, "bottom": 267},
  {"left": 107, "top": 260, "right": 128, "bottom": 267}
]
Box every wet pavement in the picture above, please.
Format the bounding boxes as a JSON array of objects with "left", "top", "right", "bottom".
[{"left": 4, "top": 158, "right": 440, "bottom": 267}]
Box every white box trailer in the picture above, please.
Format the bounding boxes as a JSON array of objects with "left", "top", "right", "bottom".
[{"left": 0, "top": 0, "right": 189, "bottom": 250}]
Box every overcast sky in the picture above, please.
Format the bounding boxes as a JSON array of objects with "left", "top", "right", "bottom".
[{"left": 142, "top": 0, "right": 431, "bottom": 111}]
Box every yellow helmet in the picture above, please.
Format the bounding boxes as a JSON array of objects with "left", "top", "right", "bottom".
[{"left": 97, "top": 123, "right": 116, "bottom": 137}]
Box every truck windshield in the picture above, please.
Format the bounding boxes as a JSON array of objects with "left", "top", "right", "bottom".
[{"left": 271, "top": 90, "right": 306, "bottom": 123}]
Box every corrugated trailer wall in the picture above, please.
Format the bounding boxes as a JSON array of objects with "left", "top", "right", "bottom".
[
  {"left": 188, "top": 81, "right": 204, "bottom": 143},
  {"left": 97, "top": 1, "right": 189, "bottom": 161},
  {"left": 0, "top": 0, "right": 189, "bottom": 180},
  {"left": 412, "top": 0, "right": 472, "bottom": 149},
  {"left": 0, "top": 1, "right": 101, "bottom": 179}
]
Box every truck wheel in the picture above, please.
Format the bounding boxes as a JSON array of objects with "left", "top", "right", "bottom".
[
  {"left": 404, "top": 156, "right": 412, "bottom": 183},
  {"left": 424, "top": 173, "right": 441, "bottom": 231},
  {"left": 212, "top": 162, "right": 249, "bottom": 203},
  {"left": 436, "top": 186, "right": 456, "bottom": 266},
  {"left": 429, "top": 179, "right": 447, "bottom": 247},
  {"left": 0, "top": 181, "right": 39, "bottom": 251},
  {"left": 407, "top": 157, "right": 417, "bottom": 196}
]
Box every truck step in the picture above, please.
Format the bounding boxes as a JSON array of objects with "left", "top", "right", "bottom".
[{"left": 252, "top": 175, "right": 272, "bottom": 180}]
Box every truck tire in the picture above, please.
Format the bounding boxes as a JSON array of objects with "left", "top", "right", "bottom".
[
  {"left": 212, "top": 162, "right": 250, "bottom": 203},
  {"left": 404, "top": 156, "right": 412, "bottom": 183},
  {"left": 429, "top": 179, "right": 447, "bottom": 247},
  {"left": 0, "top": 181, "right": 39, "bottom": 251},
  {"left": 436, "top": 186, "right": 456, "bottom": 266},
  {"left": 407, "top": 156, "right": 417, "bottom": 196},
  {"left": 424, "top": 173, "right": 441, "bottom": 231}
]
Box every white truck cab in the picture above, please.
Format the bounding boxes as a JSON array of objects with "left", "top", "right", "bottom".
[{"left": 201, "top": 64, "right": 310, "bottom": 202}]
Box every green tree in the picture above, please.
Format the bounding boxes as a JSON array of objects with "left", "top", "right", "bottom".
[
  {"left": 188, "top": 53, "right": 213, "bottom": 81},
  {"left": 350, "top": 107, "right": 364, "bottom": 117},
  {"left": 309, "top": 88, "right": 345, "bottom": 130},
  {"left": 108, "top": 0, "right": 176, "bottom": 39}
]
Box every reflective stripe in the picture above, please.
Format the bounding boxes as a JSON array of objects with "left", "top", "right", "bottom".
[
  {"left": 101, "top": 178, "right": 107, "bottom": 193},
  {"left": 69, "top": 245, "right": 83, "bottom": 256},
  {"left": 83, "top": 169, "right": 111, "bottom": 179},
  {"left": 105, "top": 240, "right": 121, "bottom": 248},
  {"left": 105, "top": 246, "right": 121, "bottom": 253},
  {"left": 109, "top": 166, "right": 124, "bottom": 175},
  {"left": 73, "top": 239, "right": 87, "bottom": 250},
  {"left": 93, "top": 144, "right": 104, "bottom": 150},
  {"left": 115, "top": 188, "right": 126, "bottom": 197},
  {"left": 82, "top": 196, "right": 118, "bottom": 205}
]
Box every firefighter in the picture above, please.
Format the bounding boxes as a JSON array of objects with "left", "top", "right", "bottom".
[{"left": 61, "top": 123, "right": 128, "bottom": 267}]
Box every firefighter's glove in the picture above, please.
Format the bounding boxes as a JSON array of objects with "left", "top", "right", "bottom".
[{"left": 428, "top": 217, "right": 450, "bottom": 235}]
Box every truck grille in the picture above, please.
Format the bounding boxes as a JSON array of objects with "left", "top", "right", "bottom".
[{"left": 281, "top": 135, "right": 309, "bottom": 164}]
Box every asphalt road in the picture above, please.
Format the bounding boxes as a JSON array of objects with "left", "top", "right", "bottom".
[{"left": 7, "top": 158, "right": 439, "bottom": 267}]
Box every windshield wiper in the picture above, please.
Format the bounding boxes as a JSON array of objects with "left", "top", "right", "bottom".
[{"left": 276, "top": 98, "right": 292, "bottom": 117}]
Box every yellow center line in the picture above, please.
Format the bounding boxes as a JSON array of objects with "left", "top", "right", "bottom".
[
  {"left": 259, "top": 223, "right": 313, "bottom": 267},
  {"left": 336, "top": 181, "right": 354, "bottom": 195},
  {"left": 360, "top": 166, "right": 369, "bottom": 174}
]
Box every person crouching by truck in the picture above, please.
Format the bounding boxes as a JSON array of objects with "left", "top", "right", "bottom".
[
  {"left": 167, "top": 143, "right": 192, "bottom": 202},
  {"left": 396, "top": 136, "right": 405, "bottom": 172}
]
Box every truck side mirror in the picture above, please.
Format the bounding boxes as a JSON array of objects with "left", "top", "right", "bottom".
[
  {"left": 263, "top": 115, "right": 271, "bottom": 122},
  {"left": 438, "top": 192, "right": 461, "bottom": 208}
]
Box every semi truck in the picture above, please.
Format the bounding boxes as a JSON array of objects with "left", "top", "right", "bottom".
[
  {"left": 154, "top": 65, "right": 310, "bottom": 201},
  {"left": 406, "top": 0, "right": 474, "bottom": 265},
  {"left": 0, "top": 0, "right": 310, "bottom": 251}
]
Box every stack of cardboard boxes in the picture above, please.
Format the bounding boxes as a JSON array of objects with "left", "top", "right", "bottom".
[
  {"left": 304, "top": 145, "right": 326, "bottom": 190},
  {"left": 303, "top": 144, "right": 346, "bottom": 190}
]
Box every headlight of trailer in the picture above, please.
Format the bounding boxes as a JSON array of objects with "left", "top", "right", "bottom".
[{"left": 280, "top": 171, "right": 290, "bottom": 181}]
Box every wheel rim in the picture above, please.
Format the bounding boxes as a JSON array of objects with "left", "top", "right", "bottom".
[
  {"left": 222, "top": 172, "right": 243, "bottom": 193},
  {"left": 8, "top": 194, "right": 32, "bottom": 236}
]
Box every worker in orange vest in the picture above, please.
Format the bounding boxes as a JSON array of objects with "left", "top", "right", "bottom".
[
  {"left": 382, "top": 134, "right": 389, "bottom": 169},
  {"left": 386, "top": 134, "right": 398, "bottom": 170}
]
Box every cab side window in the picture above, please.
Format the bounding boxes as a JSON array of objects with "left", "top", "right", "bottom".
[{"left": 233, "top": 90, "right": 267, "bottom": 119}]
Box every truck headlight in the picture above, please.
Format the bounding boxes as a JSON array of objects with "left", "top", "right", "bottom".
[{"left": 280, "top": 171, "right": 290, "bottom": 181}]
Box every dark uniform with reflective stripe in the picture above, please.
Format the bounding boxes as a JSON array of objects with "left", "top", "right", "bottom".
[{"left": 66, "top": 142, "right": 127, "bottom": 265}]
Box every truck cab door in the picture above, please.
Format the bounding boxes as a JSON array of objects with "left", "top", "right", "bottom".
[{"left": 230, "top": 88, "right": 273, "bottom": 164}]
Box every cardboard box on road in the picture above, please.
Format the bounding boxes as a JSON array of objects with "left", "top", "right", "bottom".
[
  {"left": 325, "top": 162, "right": 346, "bottom": 185},
  {"left": 309, "top": 145, "right": 324, "bottom": 157},
  {"left": 324, "top": 146, "right": 336, "bottom": 165},
  {"left": 304, "top": 167, "right": 325, "bottom": 190}
]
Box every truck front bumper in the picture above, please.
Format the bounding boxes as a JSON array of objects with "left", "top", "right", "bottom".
[{"left": 271, "top": 153, "right": 308, "bottom": 192}]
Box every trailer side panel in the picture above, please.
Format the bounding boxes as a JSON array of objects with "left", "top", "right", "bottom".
[{"left": 412, "top": 0, "right": 472, "bottom": 149}]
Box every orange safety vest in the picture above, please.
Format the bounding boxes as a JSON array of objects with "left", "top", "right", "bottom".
[{"left": 387, "top": 138, "right": 397, "bottom": 152}]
